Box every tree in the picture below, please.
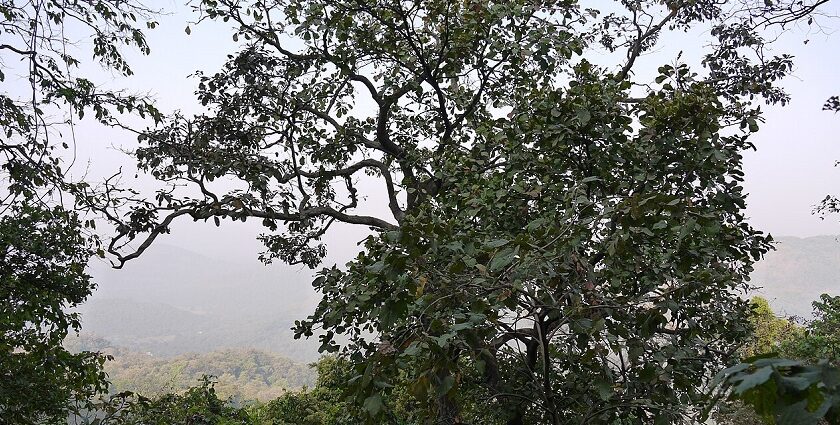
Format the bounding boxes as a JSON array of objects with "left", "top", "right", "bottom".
[
  {"left": 742, "top": 297, "right": 803, "bottom": 358},
  {"left": 712, "top": 295, "right": 840, "bottom": 425},
  {"left": 825, "top": 96, "right": 840, "bottom": 112},
  {"left": 256, "top": 357, "right": 365, "bottom": 425},
  {"left": 815, "top": 95, "right": 840, "bottom": 216},
  {"left": 712, "top": 356, "right": 840, "bottom": 425},
  {"left": 103, "top": 0, "right": 833, "bottom": 423},
  {"left": 0, "top": 205, "right": 108, "bottom": 423},
  {"left": 86, "top": 378, "right": 253, "bottom": 425},
  {"left": 778, "top": 294, "right": 840, "bottom": 365},
  {"left": 0, "top": 1, "right": 160, "bottom": 421},
  {"left": 712, "top": 298, "right": 804, "bottom": 425}
]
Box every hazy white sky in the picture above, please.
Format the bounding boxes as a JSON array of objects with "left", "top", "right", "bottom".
[
  {"left": 68, "top": 1, "right": 840, "bottom": 268},
  {"left": 742, "top": 29, "right": 840, "bottom": 238}
]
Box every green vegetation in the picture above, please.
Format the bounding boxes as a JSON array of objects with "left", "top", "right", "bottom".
[
  {"left": 0, "top": 1, "right": 159, "bottom": 421},
  {"left": 77, "top": 356, "right": 499, "bottom": 424},
  {"left": 135, "top": 0, "right": 791, "bottom": 422},
  {"left": 0, "top": 205, "right": 108, "bottom": 423},
  {"left": 3, "top": 0, "right": 840, "bottom": 424},
  {"left": 742, "top": 297, "right": 805, "bottom": 358},
  {"left": 714, "top": 296, "right": 840, "bottom": 424},
  {"left": 64, "top": 335, "right": 316, "bottom": 402},
  {"left": 104, "top": 348, "right": 315, "bottom": 402}
]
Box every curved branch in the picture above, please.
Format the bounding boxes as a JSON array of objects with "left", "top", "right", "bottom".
[
  {"left": 109, "top": 202, "right": 397, "bottom": 268},
  {"left": 615, "top": 6, "right": 680, "bottom": 81},
  {"left": 295, "top": 158, "right": 404, "bottom": 223}
]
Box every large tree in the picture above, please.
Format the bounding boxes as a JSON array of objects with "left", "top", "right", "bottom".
[
  {"left": 0, "top": 1, "right": 159, "bottom": 422},
  {"left": 102, "top": 0, "right": 833, "bottom": 423}
]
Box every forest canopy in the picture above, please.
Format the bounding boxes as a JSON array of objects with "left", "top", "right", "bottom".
[{"left": 1, "top": 0, "right": 839, "bottom": 424}]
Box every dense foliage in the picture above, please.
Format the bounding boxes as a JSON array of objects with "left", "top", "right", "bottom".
[
  {"left": 0, "top": 0, "right": 160, "bottom": 422},
  {"left": 79, "top": 356, "right": 491, "bottom": 424},
  {"left": 87, "top": 378, "right": 254, "bottom": 425},
  {"left": 101, "top": 347, "right": 315, "bottom": 401},
  {"left": 83, "top": 0, "right": 836, "bottom": 423},
  {"left": 715, "top": 295, "right": 840, "bottom": 424},
  {"left": 0, "top": 205, "right": 107, "bottom": 423},
  {"left": 741, "top": 297, "right": 804, "bottom": 358},
  {"left": 2, "top": 0, "right": 837, "bottom": 423}
]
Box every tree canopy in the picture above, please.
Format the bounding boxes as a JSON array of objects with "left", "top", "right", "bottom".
[
  {"left": 87, "top": 0, "right": 837, "bottom": 423},
  {"left": 0, "top": 0, "right": 159, "bottom": 422},
  {"left": 714, "top": 295, "right": 840, "bottom": 425},
  {"left": 2, "top": 0, "right": 838, "bottom": 423}
]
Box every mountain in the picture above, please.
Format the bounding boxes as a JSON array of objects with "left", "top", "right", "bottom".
[
  {"left": 85, "top": 244, "right": 318, "bottom": 319},
  {"left": 77, "top": 237, "right": 840, "bottom": 364},
  {"left": 78, "top": 244, "right": 323, "bottom": 362},
  {"left": 750, "top": 235, "right": 840, "bottom": 318}
]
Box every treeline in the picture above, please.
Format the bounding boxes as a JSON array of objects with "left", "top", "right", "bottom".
[
  {"left": 77, "top": 356, "right": 491, "bottom": 424},
  {"left": 105, "top": 349, "right": 315, "bottom": 403},
  {"left": 65, "top": 336, "right": 315, "bottom": 402},
  {"left": 74, "top": 295, "right": 840, "bottom": 425}
]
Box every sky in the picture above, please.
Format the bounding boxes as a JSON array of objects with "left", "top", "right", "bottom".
[
  {"left": 61, "top": 0, "right": 840, "bottom": 269},
  {"left": 742, "top": 30, "right": 840, "bottom": 238}
]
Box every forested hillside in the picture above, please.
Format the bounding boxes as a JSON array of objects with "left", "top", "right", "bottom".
[
  {"left": 76, "top": 236, "right": 840, "bottom": 358},
  {"left": 66, "top": 336, "right": 315, "bottom": 402},
  {"left": 105, "top": 349, "right": 315, "bottom": 402}
]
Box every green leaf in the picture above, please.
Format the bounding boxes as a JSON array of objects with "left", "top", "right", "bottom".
[
  {"left": 488, "top": 247, "right": 516, "bottom": 272},
  {"left": 484, "top": 239, "right": 509, "bottom": 248},
  {"left": 363, "top": 394, "right": 384, "bottom": 416},
  {"left": 594, "top": 380, "right": 612, "bottom": 400},
  {"left": 713, "top": 363, "right": 750, "bottom": 387},
  {"left": 437, "top": 375, "right": 456, "bottom": 396},
  {"left": 733, "top": 366, "right": 774, "bottom": 394},
  {"left": 576, "top": 108, "right": 591, "bottom": 125}
]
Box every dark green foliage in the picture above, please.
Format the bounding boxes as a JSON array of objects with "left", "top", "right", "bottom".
[
  {"left": 299, "top": 68, "right": 772, "bottom": 423},
  {"left": 713, "top": 356, "right": 840, "bottom": 425},
  {"left": 255, "top": 357, "right": 365, "bottom": 425},
  {"left": 133, "top": 378, "right": 252, "bottom": 425},
  {"left": 0, "top": 0, "right": 160, "bottom": 421},
  {"left": 0, "top": 205, "right": 108, "bottom": 423},
  {"left": 714, "top": 295, "right": 840, "bottom": 424},
  {"left": 781, "top": 295, "right": 840, "bottom": 363},
  {"left": 101, "top": 0, "right": 832, "bottom": 423},
  {"left": 81, "top": 357, "right": 383, "bottom": 424},
  {"left": 109, "top": 378, "right": 253, "bottom": 425},
  {"left": 825, "top": 96, "right": 839, "bottom": 112}
]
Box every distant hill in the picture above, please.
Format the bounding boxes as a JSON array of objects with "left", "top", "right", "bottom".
[
  {"left": 79, "top": 244, "right": 323, "bottom": 362},
  {"left": 85, "top": 244, "right": 318, "bottom": 319},
  {"left": 750, "top": 235, "right": 840, "bottom": 318},
  {"left": 78, "top": 238, "right": 840, "bottom": 361},
  {"left": 79, "top": 297, "right": 321, "bottom": 361},
  {"left": 66, "top": 336, "right": 315, "bottom": 402}
]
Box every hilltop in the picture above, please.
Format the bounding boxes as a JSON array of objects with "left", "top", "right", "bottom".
[{"left": 750, "top": 235, "right": 840, "bottom": 318}]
